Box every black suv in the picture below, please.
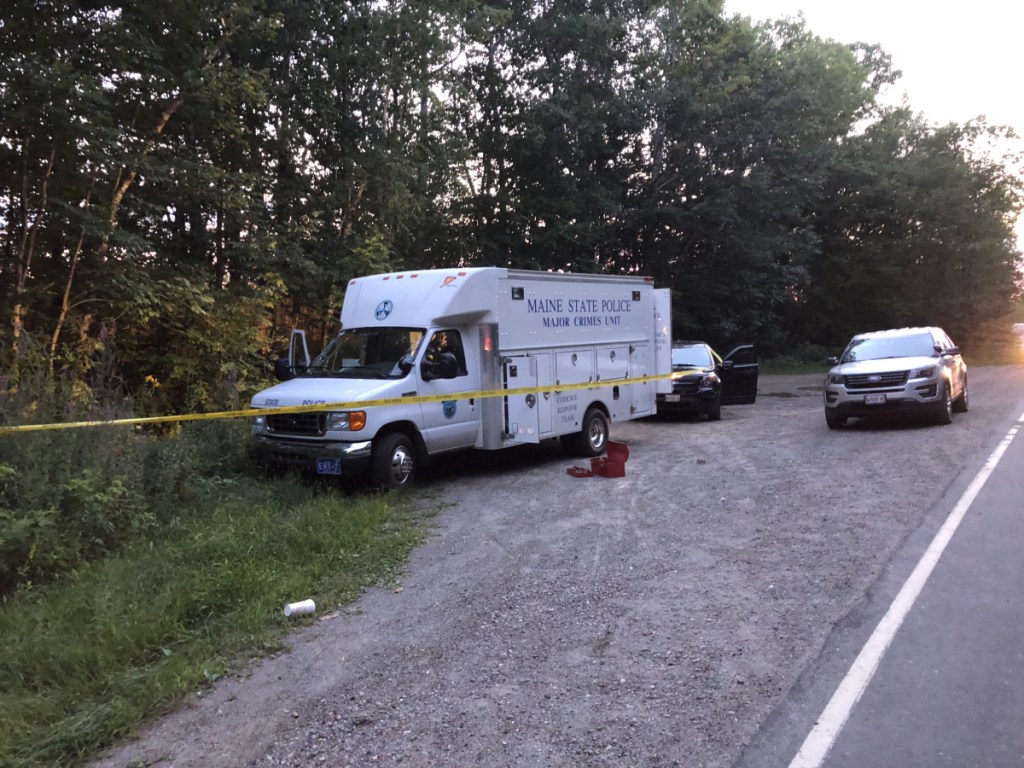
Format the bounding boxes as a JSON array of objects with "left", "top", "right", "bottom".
[{"left": 656, "top": 342, "right": 759, "bottom": 420}]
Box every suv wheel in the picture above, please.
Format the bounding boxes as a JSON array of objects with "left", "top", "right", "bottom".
[
  {"left": 952, "top": 377, "right": 969, "bottom": 413},
  {"left": 825, "top": 408, "right": 846, "bottom": 430},
  {"left": 706, "top": 394, "right": 722, "bottom": 421},
  {"left": 935, "top": 384, "right": 953, "bottom": 425}
]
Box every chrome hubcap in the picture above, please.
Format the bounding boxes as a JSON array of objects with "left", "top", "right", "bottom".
[{"left": 390, "top": 447, "right": 414, "bottom": 485}]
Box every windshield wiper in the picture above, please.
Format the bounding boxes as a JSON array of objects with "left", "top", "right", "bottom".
[{"left": 338, "top": 366, "right": 387, "bottom": 379}]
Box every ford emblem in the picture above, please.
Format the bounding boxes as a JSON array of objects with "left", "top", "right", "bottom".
[{"left": 867, "top": 375, "right": 882, "bottom": 383}]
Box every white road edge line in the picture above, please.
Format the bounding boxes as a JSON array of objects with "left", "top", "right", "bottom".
[{"left": 788, "top": 413, "right": 1024, "bottom": 768}]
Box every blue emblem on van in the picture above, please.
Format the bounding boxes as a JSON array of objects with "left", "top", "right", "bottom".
[
  {"left": 443, "top": 400, "right": 456, "bottom": 419},
  {"left": 375, "top": 300, "right": 393, "bottom": 320}
]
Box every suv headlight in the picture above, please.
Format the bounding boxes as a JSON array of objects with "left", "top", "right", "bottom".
[
  {"left": 700, "top": 372, "right": 719, "bottom": 388},
  {"left": 326, "top": 411, "right": 366, "bottom": 431},
  {"left": 912, "top": 366, "right": 936, "bottom": 379},
  {"left": 827, "top": 373, "right": 844, "bottom": 385}
]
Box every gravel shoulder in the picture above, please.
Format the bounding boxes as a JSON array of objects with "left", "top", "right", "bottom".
[{"left": 93, "top": 367, "right": 1024, "bottom": 768}]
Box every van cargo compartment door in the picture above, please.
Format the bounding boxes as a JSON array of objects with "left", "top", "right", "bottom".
[{"left": 503, "top": 354, "right": 550, "bottom": 444}]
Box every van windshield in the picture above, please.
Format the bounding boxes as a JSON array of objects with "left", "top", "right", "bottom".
[{"left": 304, "top": 327, "right": 426, "bottom": 379}]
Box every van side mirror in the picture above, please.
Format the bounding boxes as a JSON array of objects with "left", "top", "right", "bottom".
[
  {"left": 421, "top": 351, "right": 458, "bottom": 382},
  {"left": 274, "top": 357, "right": 294, "bottom": 381}
]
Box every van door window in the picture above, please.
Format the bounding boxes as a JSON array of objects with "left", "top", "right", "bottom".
[{"left": 422, "top": 330, "right": 467, "bottom": 379}]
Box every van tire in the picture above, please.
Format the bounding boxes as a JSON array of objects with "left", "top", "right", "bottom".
[
  {"left": 574, "top": 408, "right": 609, "bottom": 458},
  {"left": 370, "top": 433, "right": 416, "bottom": 490}
]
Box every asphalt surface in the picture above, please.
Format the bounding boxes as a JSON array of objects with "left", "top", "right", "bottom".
[{"left": 747, "top": 402, "right": 1024, "bottom": 768}]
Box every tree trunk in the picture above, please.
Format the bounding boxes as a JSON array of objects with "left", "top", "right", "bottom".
[{"left": 11, "top": 145, "right": 56, "bottom": 365}]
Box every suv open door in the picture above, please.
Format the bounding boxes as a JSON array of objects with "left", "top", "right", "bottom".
[{"left": 720, "top": 344, "right": 758, "bottom": 405}]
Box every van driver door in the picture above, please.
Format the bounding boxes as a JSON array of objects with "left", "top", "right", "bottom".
[{"left": 417, "top": 329, "right": 480, "bottom": 452}]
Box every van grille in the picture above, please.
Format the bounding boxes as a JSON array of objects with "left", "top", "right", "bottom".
[
  {"left": 844, "top": 371, "right": 909, "bottom": 389},
  {"left": 266, "top": 412, "right": 325, "bottom": 436}
]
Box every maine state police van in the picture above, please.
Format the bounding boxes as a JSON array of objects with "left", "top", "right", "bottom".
[{"left": 249, "top": 268, "right": 672, "bottom": 488}]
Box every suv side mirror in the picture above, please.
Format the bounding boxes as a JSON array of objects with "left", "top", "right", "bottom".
[{"left": 826, "top": 356, "right": 839, "bottom": 366}]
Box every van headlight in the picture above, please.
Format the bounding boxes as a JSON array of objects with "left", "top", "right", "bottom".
[
  {"left": 326, "top": 411, "right": 366, "bottom": 431},
  {"left": 253, "top": 415, "right": 266, "bottom": 428}
]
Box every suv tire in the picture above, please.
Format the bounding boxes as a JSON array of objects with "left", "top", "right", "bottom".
[
  {"left": 707, "top": 394, "right": 722, "bottom": 421},
  {"left": 952, "top": 377, "right": 969, "bottom": 413},
  {"left": 935, "top": 384, "right": 953, "bottom": 425},
  {"left": 825, "top": 408, "right": 846, "bottom": 430}
]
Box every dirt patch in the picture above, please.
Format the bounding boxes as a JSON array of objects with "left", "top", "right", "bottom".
[{"left": 93, "top": 368, "right": 1024, "bottom": 768}]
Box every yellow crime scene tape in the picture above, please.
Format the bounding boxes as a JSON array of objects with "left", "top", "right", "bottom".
[{"left": 0, "top": 369, "right": 700, "bottom": 436}]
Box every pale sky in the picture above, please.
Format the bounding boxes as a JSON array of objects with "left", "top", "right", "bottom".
[{"left": 724, "top": 0, "right": 1024, "bottom": 245}]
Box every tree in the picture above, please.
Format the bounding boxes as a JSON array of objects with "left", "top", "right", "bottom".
[
  {"left": 614, "top": 7, "right": 892, "bottom": 350},
  {"left": 452, "top": 0, "right": 655, "bottom": 271},
  {"left": 799, "top": 109, "right": 1023, "bottom": 346}
]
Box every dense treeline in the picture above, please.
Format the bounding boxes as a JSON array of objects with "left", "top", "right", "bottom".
[{"left": 2, "top": 0, "right": 1021, "bottom": 413}]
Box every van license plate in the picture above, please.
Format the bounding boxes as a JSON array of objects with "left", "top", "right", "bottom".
[
  {"left": 864, "top": 394, "right": 887, "bottom": 406},
  {"left": 316, "top": 458, "right": 341, "bottom": 475}
]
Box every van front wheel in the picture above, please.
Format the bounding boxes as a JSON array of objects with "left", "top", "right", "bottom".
[{"left": 370, "top": 433, "right": 416, "bottom": 490}]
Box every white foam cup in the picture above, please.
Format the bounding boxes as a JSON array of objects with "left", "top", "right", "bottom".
[{"left": 283, "top": 599, "right": 316, "bottom": 617}]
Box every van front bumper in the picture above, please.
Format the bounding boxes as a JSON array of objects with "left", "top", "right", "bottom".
[{"left": 248, "top": 434, "right": 373, "bottom": 474}]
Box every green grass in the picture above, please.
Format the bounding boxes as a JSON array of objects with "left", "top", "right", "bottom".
[
  {"left": 0, "top": 475, "right": 434, "bottom": 768},
  {"left": 760, "top": 359, "right": 829, "bottom": 375}
]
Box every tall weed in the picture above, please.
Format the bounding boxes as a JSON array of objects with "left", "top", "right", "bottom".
[{"left": 0, "top": 336, "right": 254, "bottom": 596}]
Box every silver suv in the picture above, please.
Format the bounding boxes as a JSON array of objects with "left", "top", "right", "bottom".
[{"left": 823, "top": 327, "right": 968, "bottom": 429}]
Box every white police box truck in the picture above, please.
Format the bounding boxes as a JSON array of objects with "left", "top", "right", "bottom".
[{"left": 250, "top": 267, "right": 672, "bottom": 488}]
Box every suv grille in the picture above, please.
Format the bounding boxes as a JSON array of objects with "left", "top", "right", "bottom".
[
  {"left": 266, "top": 412, "right": 325, "bottom": 436},
  {"left": 844, "top": 371, "right": 909, "bottom": 389},
  {"left": 672, "top": 376, "right": 701, "bottom": 394}
]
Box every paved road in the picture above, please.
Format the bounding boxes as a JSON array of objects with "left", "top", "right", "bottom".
[{"left": 741, "top": 403, "right": 1024, "bottom": 768}]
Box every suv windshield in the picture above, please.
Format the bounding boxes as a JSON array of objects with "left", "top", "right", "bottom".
[
  {"left": 841, "top": 333, "right": 936, "bottom": 363},
  {"left": 304, "top": 327, "right": 425, "bottom": 379},
  {"left": 672, "top": 345, "right": 714, "bottom": 368}
]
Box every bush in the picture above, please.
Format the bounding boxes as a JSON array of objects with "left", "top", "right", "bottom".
[
  {"left": 0, "top": 413, "right": 150, "bottom": 596},
  {"left": 0, "top": 343, "right": 254, "bottom": 597}
]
